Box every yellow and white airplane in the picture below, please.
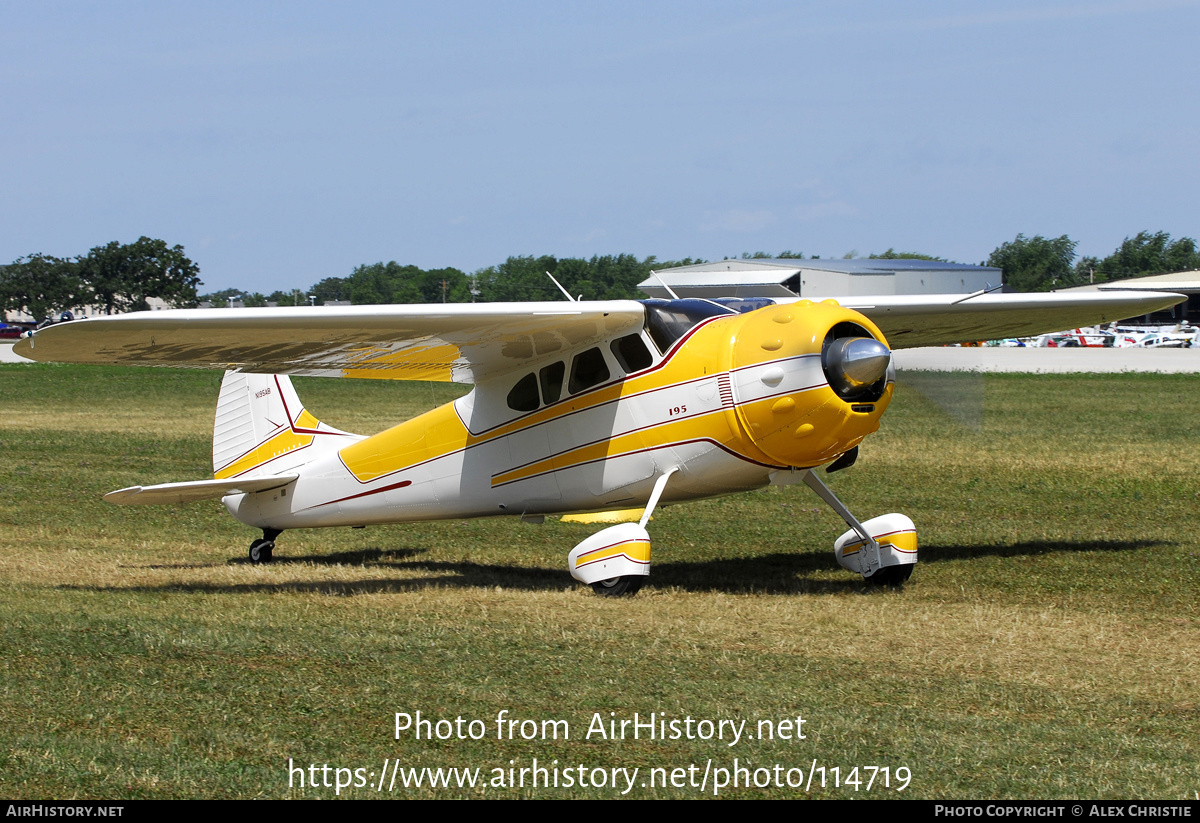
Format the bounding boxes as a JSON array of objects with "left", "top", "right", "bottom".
[{"left": 15, "top": 289, "right": 1181, "bottom": 594}]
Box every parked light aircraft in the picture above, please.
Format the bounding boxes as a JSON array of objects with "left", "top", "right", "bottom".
[
  {"left": 1033, "top": 328, "right": 1117, "bottom": 348},
  {"left": 15, "top": 289, "right": 1182, "bottom": 594}
]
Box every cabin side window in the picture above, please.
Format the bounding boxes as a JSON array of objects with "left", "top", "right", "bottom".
[
  {"left": 568, "top": 347, "right": 610, "bottom": 395},
  {"left": 539, "top": 361, "right": 565, "bottom": 405},
  {"left": 610, "top": 333, "right": 653, "bottom": 374},
  {"left": 506, "top": 372, "right": 540, "bottom": 412},
  {"left": 504, "top": 337, "right": 635, "bottom": 415}
]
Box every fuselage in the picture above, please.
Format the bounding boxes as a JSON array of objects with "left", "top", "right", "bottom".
[{"left": 224, "top": 300, "right": 893, "bottom": 532}]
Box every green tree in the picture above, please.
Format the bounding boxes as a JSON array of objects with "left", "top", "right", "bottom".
[
  {"left": 333, "top": 262, "right": 472, "bottom": 305},
  {"left": 266, "top": 289, "right": 309, "bottom": 306},
  {"left": 986, "top": 234, "right": 1078, "bottom": 292},
  {"left": 1164, "top": 236, "right": 1200, "bottom": 271},
  {"left": 477, "top": 255, "right": 563, "bottom": 302},
  {"left": 81, "top": 237, "right": 200, "bottom": 313},
  {"left": 0, "top": 254, "right": 85, "bottom": 321},
  {"left": 309, "top": 253, "right": 708, "bottom": 306},
  {"left": 474, "top": 254, "right": 660, "bottom": 302},
  {"left": 417, "top": 267, "right": 471, "bottom": 303},
  {"left": 1089, "top": 231, "right": 1200, "bottom": 282},
  {"left": 561, "top": 254, "right": 652, "bottom": 300},
  {"left": 309, "top": 277, "right": 347, "bottom": 305},
  {"left": 198, "top": 287, "right": 244, "bottom": 307},
  {"left": 342, "top": 263, "right": 393, "bottom": 304}
]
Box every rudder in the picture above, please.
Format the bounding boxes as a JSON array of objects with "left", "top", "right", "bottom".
[{"left": 213, "top": 371, "right": 356, "bottom": 479}]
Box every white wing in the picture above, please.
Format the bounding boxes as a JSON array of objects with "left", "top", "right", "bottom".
[
  {"left": 15, "top": 301, "right": 645, "bottom": 383},
  {"left": 784, "top": 290, "right": 1185, "bottom": 349},
  {"left": 15, "top": 291, "right": 1184, "bottom": 378}
]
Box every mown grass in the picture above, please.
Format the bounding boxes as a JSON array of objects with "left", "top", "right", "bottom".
[{"left": 0, "top": 364, "right": 1196, "bottom": 799}]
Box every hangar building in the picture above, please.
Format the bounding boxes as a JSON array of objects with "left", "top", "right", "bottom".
[
  {"left": 637, "top": 258, "right": 999, "bottom": 300},
  {"left": 1060, "top": 271, "right": 1200, "bottom": 326}
]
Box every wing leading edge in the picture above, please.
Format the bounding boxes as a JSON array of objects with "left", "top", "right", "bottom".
[
  {"left": 15, "top": 302, "right": 646, "bottom": 383},
  {"left": 798, "top": 290, "right": 1186, "bottom": 349}
]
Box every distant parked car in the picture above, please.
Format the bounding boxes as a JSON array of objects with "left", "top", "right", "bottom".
[{"left": 0, "top": 322, "right": 35, "bottom": 339}]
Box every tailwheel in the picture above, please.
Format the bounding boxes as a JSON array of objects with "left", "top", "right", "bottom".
[
  {"left": 591, "top": 576, "right": 643, "bottom": 597},
  {"left": 248, "top": 538, "right": 274, "bottom": 564}
]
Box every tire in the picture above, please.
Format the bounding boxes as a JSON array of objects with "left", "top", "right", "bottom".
[
  {"left": 866, "top": 564, "right": 912, "bottom": 587},
  {"left": 590, "top": 576, "right": 644, "bottom": 597},
  {"left": 248, "top": 539, "right": 274, "bottom": 564}
]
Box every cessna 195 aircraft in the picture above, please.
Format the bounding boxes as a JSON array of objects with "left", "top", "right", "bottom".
[{"left": 15, "top": 287, "right": 1182, "bottom": 595}]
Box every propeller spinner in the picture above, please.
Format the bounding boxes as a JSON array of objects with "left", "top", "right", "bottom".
[{"left": 822, "top": 336, "right": 892, "bottom": 400}]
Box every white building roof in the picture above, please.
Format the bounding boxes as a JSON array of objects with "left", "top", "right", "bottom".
[{"left": 1063, "top": 270, "right": 1200, "bottom": 294}]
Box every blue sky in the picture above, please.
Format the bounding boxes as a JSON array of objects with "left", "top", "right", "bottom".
[{"left": 3, "top": 1, "right": 1197, "bottom": 294}]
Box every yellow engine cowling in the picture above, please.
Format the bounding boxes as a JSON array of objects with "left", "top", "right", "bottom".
[{"left": 726, "top": 301, "right": 893, "bottom": 468}]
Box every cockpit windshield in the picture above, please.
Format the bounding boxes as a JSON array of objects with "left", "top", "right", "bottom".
[{"left": 641, "top": 299, "right": 738, "bottom": 354}]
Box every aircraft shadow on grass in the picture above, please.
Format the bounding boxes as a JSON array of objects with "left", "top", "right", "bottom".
[
  {"left": 88, "top": 538, "right": 1168, "bottom": 598},
  {"left": 921, "top": 538, "right": 1168, "bottom": 563}
]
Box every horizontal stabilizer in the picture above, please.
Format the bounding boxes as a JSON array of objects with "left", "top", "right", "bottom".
[{"left": 104, "top": 475, "right": 298, "bottom": 506}]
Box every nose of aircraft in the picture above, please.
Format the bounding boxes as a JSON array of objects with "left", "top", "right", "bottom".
[
  {"left": 823, "top": 337, "right": 891, "bottom": 399},
  {"left": 724, "top": 301, "right": 895, "bottom": 467}
]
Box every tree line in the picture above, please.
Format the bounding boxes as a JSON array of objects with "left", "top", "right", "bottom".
[
  {"left": 1, "top": 238, "right": 200, "bottom": 322},
  {"left": 987, "top": 231, "right": 1200, "bottom": 292},
  {"left": 3, "top": 231, "right": 1196, "bottom": 321}
]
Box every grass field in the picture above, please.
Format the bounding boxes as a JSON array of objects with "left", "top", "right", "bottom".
[{"left": 0, "top": 363, "right": 1196, "bottom": 799}]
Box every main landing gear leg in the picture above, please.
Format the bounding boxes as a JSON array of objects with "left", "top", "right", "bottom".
[
  {"left": 248, "top": 528, "right": 282, "bottom": 564},
  {"left": 569, "top": 466, "right": 680, "bottom": 597},
  {"left": 799, "top": 470, "right": 917, "bottom": 586}
]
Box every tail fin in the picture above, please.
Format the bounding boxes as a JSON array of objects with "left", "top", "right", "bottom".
[{"left": 213, "top": 372, "right": 357, "bottom": 479}]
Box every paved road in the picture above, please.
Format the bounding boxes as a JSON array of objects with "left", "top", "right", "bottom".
[
  {"left": 893, "top": 346, "right": 1200, "bottom": 373},
  {"left": 0, "top": 343, "right": 30, "bottom": 364}
]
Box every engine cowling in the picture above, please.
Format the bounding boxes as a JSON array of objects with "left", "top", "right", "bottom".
[{"left": 726, "top": 301, "right": 893, "bottom": 468}]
